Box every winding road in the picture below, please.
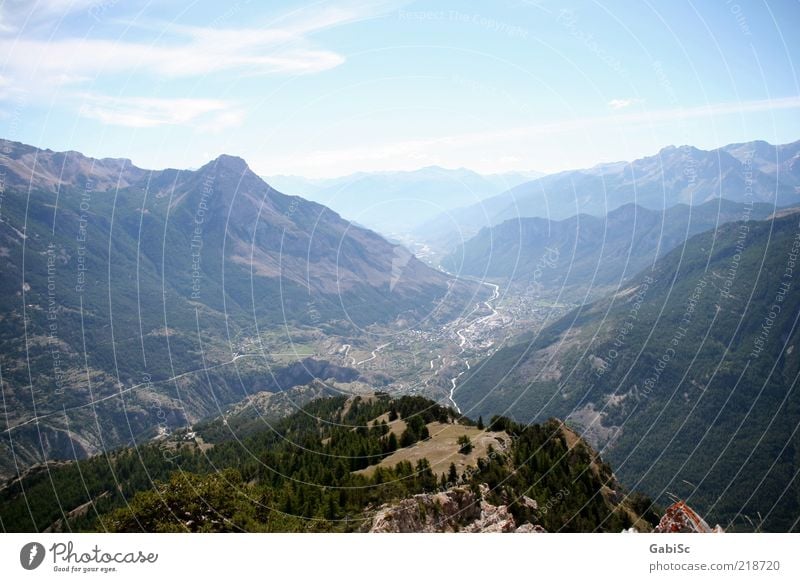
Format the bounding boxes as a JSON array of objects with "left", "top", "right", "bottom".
[
  {"left": 341, "top": 344, "right": 356, "bottom": 366},
  {"left": 355, "top": 342, "right": 392, "bottom": 366}
]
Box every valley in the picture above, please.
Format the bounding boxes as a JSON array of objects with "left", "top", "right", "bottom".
[
  {"left": 1, "top": 137, "right": 799, "bottom": 533},
  {"left": 213, "top": 270, "right": 572, "bottom": 421},
  {"left": 3, "top": 0, "right": 800, "bottom": 554},
  {"left": 0, "top": 139, "right": 568, "bottom": 484}
]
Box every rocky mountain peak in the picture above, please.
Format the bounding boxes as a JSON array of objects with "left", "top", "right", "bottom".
[{"left": 211, "top": 153, "right": 250, "bottom": 174}]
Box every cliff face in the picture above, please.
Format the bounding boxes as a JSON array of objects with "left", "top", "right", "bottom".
[{"left": 366, "top": 484, "right": 545, "bottom": 533}]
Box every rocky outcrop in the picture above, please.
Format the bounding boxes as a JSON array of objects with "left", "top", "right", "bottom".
[
  {"left": 515, "top": 523, "right": 547, "bottom": 533},
  {"left": 654, "top": 501, "right": 724, "bottom": 533},
  {"left": 366, "top": 484, "right": 544, "bottom": 533},
  {"left": 621, "top": 501, "right": 723, "bottom": 534}
]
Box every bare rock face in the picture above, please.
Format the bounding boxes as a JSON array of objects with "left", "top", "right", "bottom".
[
  {"left": 366, "top": 484, "right": 543, "bottom": 533},
  {"left": 515, "top": 523, "right": 547, "bottom": 533},
  {"left": 653, "top": 501, "right": 724, "bottom": 533},
  {"left": 368, "top": 486, "right": 479, "bottom": 532},
  {"left": 462, "top": 485, "right": 517, "bottom": 533}
]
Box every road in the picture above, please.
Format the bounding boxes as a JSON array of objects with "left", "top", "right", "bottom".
[
  {"left": 341, "top": 344, "right": 356, "bottom": 366},
  {"left": 355, "top": 342, "right": 392, "bottom": 366}
]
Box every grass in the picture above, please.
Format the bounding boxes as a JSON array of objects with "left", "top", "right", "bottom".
[
  {"left": 356, "top": 421, "right": 509, "bottom": 478},
  {"left": 371, "top": 412, "right": 407, "bottom": 436}
]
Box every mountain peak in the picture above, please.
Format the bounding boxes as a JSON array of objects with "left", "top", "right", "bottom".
[{"left": 206, "top": 154, "right": 251, "bottom": 174}]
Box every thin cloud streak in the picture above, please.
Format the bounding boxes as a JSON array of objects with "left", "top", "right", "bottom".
[
  {"left": 608, "top": 98, "right": 643, "bottom": 110},
  {"left": 259, "top": 96, "right": 800, "bottom": 176},
  {"left": 0, "top": 32, "right": 345, "bottom": 81},
  {"left": 77, "top": 95, "right": 243, "bottom": 129}
]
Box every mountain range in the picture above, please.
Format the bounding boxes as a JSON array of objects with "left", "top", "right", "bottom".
[
  {"left": 0, "top": 140, "right": 479, "bottom": 479},
  {"left": 419, "top": 139, "right": 800, "bottom": 252},
  {"left": 3, "top": 136, "right": 800, "bottom": 532},
  {"left": 442, "top": 199, "right": 780, "bottom": 300}
]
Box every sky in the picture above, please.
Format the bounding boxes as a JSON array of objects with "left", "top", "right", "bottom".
[{"left": 1, "top": 0, "right": 798, "bottom": 178}]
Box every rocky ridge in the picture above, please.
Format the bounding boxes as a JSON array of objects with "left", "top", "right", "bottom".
[{"left": 366, "top": 483, "right": 545, "bottom": 533}]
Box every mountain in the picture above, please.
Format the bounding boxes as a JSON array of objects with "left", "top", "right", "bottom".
[
  {"left": 442, "top": 199, "right": 779, "bottom": 299},
  {"left": 454, "top": 209, "right": 800, "bottom": 531},
  {"left": 0, "top": 393, "right": 656, "bottom": 532},
  {"left": 723, "top": 139, "right": 800, "bottom": 188},
  {"left": 419, "top": 139, "right": 800, "bottom": 252},
  {"left": 265, "top": 166, "right": 542, "bottom": 235},
  {"left": 0, "top": 140, "right": 478, "bottom": 480}
]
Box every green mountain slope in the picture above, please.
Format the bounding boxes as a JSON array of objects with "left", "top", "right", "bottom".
[
  {"left": 456, "top": 211, "right": 800, "bottom": 531},
  {"left": 0, "top": 393, "right": 654, "bottom": 533},
  {"left": 442, "top": 200, "right": 778, "bottom": 300}
]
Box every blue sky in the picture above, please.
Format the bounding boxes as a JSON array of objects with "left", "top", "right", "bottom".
[{"left": 1, "top": 0, "right": 798, "bottom": 177}]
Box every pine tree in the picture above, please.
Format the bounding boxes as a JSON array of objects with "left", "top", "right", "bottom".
[
  {"left": 420, "top": 425, "right": 430, "bottom": 440},
  {"left": 457, "top": 435, "right": 473, "bottom": 455},
  {"left": 448, "top": 462, "right": 458, "bottom": 484},
  {"left": 387, "top": 432, "right": 398, "bottom": 452}
]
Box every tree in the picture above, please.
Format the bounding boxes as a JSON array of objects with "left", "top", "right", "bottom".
[
  {"left": 477, "top": 416, "right": 484, "bottom": 430},
  {"left": 400, "top": 429, "right": 415, "bottom": 448},
  {"left": 448, "top": 463, "right": 458, "bottom": 484},
  {"left": 407, "top": 415, "right": 426, "bottom": 436},
  {"left": 386, "top": 432, "right": 398, "bottom": 452},
  {"left": 457, "top": 435, "right": 473, "bottom": 455},
  {"left": 415, "top": 459, "right": 436, "bottom": 491}
]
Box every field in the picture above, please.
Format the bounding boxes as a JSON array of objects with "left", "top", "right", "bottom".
[{"left": 356, "top": 421, "right": 509, "bottom": 478}]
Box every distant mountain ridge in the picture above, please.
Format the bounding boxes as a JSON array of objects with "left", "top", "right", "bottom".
[
  {"left": 419, "top": 139, "right": 800, "bottom": 251},
  {"left": 266, "top": 166, "right": 542, "bottom": 235},
  {"left": 442, "top": 199, "right": 781, "bottom": 299}
]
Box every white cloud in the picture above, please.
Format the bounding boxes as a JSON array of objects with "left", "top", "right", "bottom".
[
  {"left": 0, "top": 1, "right": 402, "bottom": 82},
  {"left": 0, "top": 1, "right": 401, "bottom": 128},
  {"left": 608, "top": 96, "right": 800, "bottom": 125},
  {"left": 77, "top": 95, "right": 242, "bottom": 129},
  {"left": 451, "top": 96, "right": 800, "bottom": 144},
  {"left": 608, "top": 98, "right": 643, "bottom": 110},
  {"left": 1, "top": 31, "right": 345, "bottom": 83}
]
